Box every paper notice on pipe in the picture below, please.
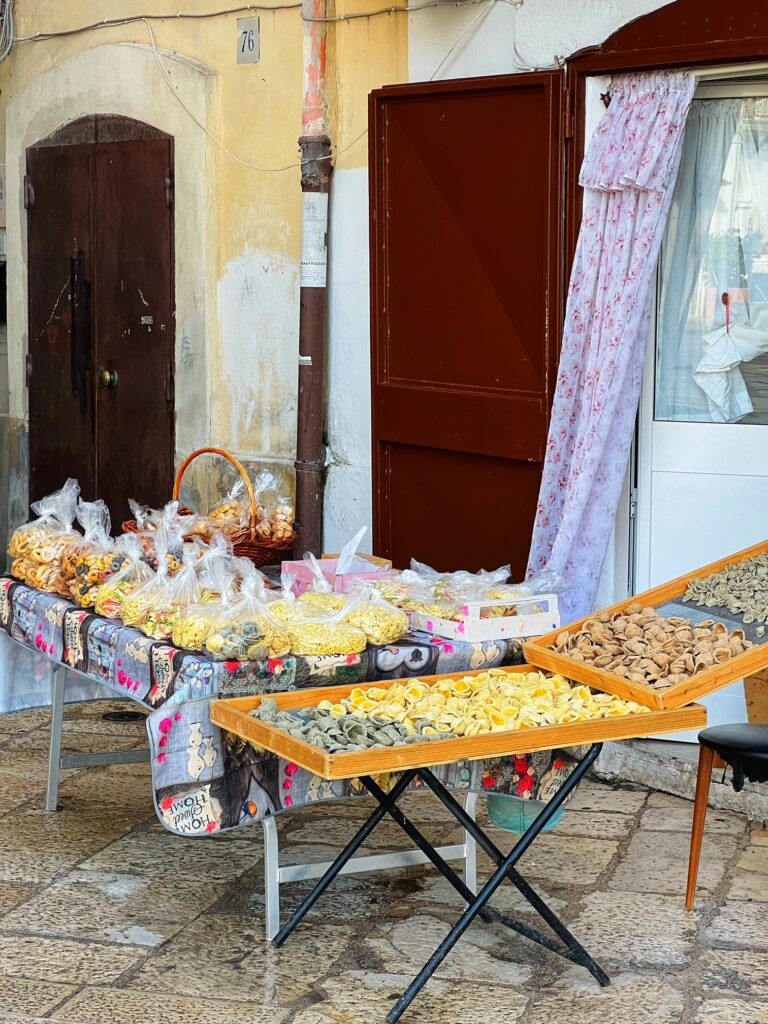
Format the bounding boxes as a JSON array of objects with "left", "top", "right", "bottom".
[{"left": 300, "top": 192, "right": 328, "bottom": 288}]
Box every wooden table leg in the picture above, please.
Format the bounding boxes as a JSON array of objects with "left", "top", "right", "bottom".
[
  {"left": 744, "top": 667, "right": 768, "bottom": 724},
  {"left": 686, "top": 744, "right": 714, "bottom": 912}
]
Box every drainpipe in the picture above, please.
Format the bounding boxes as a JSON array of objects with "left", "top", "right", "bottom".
[{"left": 294, "top": 0, "right": 332, "bottom": 556}]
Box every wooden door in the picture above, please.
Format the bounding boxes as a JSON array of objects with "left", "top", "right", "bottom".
[
  {"left": 27, "top": 144, "right": 96, "bottom": 501},
  {"left": 369, "top": 73, "right": 565, "bottom": 577},
  {"left": 93, "top": 139, "right": 174, "bottom": 519},
  {"left": 26, "top": 128, "right": 174, "bottom": 523}
]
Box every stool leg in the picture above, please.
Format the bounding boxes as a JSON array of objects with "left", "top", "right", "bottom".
[{"left": 686, "top": 744, "right": 714, "bottom": 912}]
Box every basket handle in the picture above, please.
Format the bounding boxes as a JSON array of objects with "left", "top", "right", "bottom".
[{"left": 173, "top": 447, "right": 259, "bottom": 534}]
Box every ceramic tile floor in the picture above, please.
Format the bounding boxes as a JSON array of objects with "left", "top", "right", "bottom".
[{"left": 0, "top": 700, "right": 765, "bottom": 1024}]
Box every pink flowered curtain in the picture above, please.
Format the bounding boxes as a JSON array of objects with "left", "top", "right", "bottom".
[{"left": 527, "top": 72, "right": 696, "bottom": 623}]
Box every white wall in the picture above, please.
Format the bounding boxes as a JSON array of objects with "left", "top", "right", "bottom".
[{"left": 324, "top": 0, "right": 676, "bottom": 556}]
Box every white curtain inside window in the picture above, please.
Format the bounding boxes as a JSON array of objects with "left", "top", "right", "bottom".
[{"left": 657, "top": 98, "right": 768, "bottom": 423}]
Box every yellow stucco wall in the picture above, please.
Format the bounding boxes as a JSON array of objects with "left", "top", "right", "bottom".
[{"left": 0, "top": 0, "right": 407, "bottom": 511}]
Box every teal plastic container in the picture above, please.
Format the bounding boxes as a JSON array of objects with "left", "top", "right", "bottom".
[{"left": 486, "top": 794, "right": 564, "bottom": 834}]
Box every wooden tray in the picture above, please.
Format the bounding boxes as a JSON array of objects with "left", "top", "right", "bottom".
[
  {"left": 525, "top": 539, "right": 768, "bottom": 711},
  {"left": 210, "top": 668, "right": 707, "bottom": 780}
]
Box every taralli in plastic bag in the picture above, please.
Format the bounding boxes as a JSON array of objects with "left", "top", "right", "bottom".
[
  {"left": 253, "top": 468, "right": 295, "bottom": 542},
  {"left": 65, "top": 501, "right": 127, "bottom": 608},
  {"left": 342, "top": 586, "right": 408, "bottom": 645},
  {"left": 188, "top": 480, "right": 249, "bottom": 538},
  {"left": 95, "top": 535, "right": 155, "bottom": 618},
  {"left": 8, "top": 479, "right": 81, "bottom": 596}
]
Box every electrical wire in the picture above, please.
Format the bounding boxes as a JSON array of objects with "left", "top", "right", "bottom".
[
  {"left": 144, "top": 17, "right": 368, "bottom": 171},
  {"left": 428, "top": 0, "right": 495, "bottom": 80},
  {"left": 13, "top": 0, "right": 505, "bottom": 42},
  {"left": 0, "top": 0, "right": 13, "bottom": 62}
]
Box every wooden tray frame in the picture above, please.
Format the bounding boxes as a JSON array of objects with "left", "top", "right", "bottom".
[
  {"left": 210, "top": 667, "right": 707, "bottom": 780},
  {"left": 525, "top": 538, "right": 768, "bottom": 711}
]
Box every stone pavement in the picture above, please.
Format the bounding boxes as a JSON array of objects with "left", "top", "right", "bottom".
[{"left": 0, "top": 701, "right": 765, "bottom": 1024}]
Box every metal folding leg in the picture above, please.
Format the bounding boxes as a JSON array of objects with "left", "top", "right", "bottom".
[
  {"left": 272, "top": 745, "right": 608, "bottom": 1024},
  {"left": 261, "top": 789, "right": 479, "bottom": 941},
  {"left": 45, "top": 666, "right": 66, "bottom": 811},
  {"left": 45, "top": 666, "right": 151, "bottom": 813}
]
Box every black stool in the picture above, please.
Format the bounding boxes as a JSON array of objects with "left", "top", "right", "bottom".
[{"left": 686, "top": 724, "right": 768, "bottom": 910}]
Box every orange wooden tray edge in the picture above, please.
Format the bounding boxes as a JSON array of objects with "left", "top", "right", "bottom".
[
  {"left": 525, "top": 538, "right": 768, "bottom": 711},
  {"left": 210, "top": 671, "right": 707, "bottom": 780}
]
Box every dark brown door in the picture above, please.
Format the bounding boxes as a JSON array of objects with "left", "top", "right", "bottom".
[
  {"left": 27, "top": 131, "right": 174, "bottom": 523},
  {"left": 27, "top": 144, "right": 96, "bottom": 501},
  {"left": 369, "top": 72, "right": 565, "bottom": 577}
]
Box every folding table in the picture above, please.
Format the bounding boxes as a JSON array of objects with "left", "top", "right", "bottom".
[{"left": 212, "top": 680, "right": 706, "bottom": 1023}]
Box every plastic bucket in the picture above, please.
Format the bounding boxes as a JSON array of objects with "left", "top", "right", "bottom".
[{"left": 486, "top": 793, "right": 564, "bottom": 834}]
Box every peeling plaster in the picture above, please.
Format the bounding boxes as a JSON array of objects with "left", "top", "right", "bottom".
[{"left": 215, "top": 248, "right": 299, "bottom": 460}]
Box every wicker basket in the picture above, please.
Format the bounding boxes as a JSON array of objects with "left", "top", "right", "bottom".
[{"left": 121, "top": 447, "right": 294, "bottom": 568}]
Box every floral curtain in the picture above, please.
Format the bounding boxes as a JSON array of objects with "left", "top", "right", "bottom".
[{"left": 527, "top": 72, "right": 696, "bottom": 623}]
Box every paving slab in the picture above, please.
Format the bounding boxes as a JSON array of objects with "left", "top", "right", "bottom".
[
  {"left": 553, "top": 809, "right": 634, "bottom": 840},
  {"left": 130, "top": 914, "right": 355, "bottom": 1004},
  {"left": 569, "top": 891, "right": 696, "bottom": 967},
  {"left": 641, "top": 792, "right": 746, "bottom": 836},
  {"left": 702, "top": 947, "right": 768, "bottom": 1000},
  {"left": 526, "top": 970, "right": 685, "bottom": 1024},
  {"left": 0, "top": 868, "right": 226, "bottom": 947},
  {"left": 0, "top": 805, "right": 139, "bottom": 883},
  {"left": 0, "top": 975, "right": 76, "bottom": 1017},
  {"left": 77, "top": 823, "right": 262, "bottom": 882},
  {"left": 568, "top": 780, "right": 648, "bottom": 815},
  {"left": 695, "top": 998, "right": 768, "bottom": 1023},
  {"left": 511, "top": 833, "right": 618, "bottom": 887},
  {"left": 705, "top": 901, "right": 768, "bottom": 951},
  {"left": 289, "top": 970, "right": 529, "bottom": 1024},
  {"left": 608, "top": 828, "right": 739, "bottom": 894},
  {"left": 0, "top": 933, "right": 143, "bottom": 985},
  {"left": 54, "top": 987, "right": 289, "bottom": 1024},
  {"left": 365, "top": 913, "right": 534, "bottom": 988},
  {"left": 726, "top": 844, "right": 768, "bottom": 902},
  {"left": 0, "top": 884, "right": 35, "bottom": 917}
]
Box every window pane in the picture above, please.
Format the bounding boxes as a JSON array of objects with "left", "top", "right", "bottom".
[{"left": 656, "top": 97, "right": 768, "bottom": 424}]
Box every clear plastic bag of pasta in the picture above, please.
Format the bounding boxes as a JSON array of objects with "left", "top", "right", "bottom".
[
  {"left": 123, "top": 533, "right": 202, "bottom": 639},
  {"left": 266, "top": 570, "right": 305, "bottom": 626},
  {"left": 297, "top": 553, "right": 345, "bottom": 614},
  {"left": 341, "top": 585, "right": 409, "bottom": 645},
  {"left": 95, "top": 534, "right": 155, "bottom": 618},
  {"left": 172, "top": 560, "right": 236, "bottom": 652},
  {"left": 8, "top": 478, "right": 81, "bottom": 595},
  {"left": 65, "top": 500, "right": 127, "bottom": 608},
  {"left": 287, "top": 592, "right": 367, "bottom": 657},
  {"left": 203, "top": 572, "right": 291, "bottom": 661},
  {"left": 129, "top": 500, "right": 196, "bottom": 571},
  {"left": 195, "top": 534, "right": 235, "bottom": 598}
]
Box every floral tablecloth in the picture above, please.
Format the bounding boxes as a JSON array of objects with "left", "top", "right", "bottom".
[{"left": 0, "top": 577, "right": 580, "bottom": 836}]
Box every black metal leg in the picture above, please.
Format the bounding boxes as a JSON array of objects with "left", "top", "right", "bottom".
[
  {"left": 386, "top": 746, "right": 607, "bottom": 1023},
  {"left": 272, "top": 768, "right": 417, "bottom": 947},
  {"left": 361, "top": 776, "right": 599, "bottom": 968}
]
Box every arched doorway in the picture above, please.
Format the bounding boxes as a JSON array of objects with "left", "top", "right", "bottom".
[{"left": 26, "top": 114, "right": 174, "bottom": 522}]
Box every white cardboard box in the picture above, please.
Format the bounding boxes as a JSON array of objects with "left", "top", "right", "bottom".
[{"left": 408, "top": 594, "right": 560, "bottom": 643}]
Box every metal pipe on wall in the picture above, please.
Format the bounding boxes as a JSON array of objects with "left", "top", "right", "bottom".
[{"left": 294, "top": 0, "right": 332, "bottom": 556}]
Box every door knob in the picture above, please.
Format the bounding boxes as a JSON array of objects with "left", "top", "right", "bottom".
[{"left": 98, "top": 367, "right": 118, "bottom": 388}]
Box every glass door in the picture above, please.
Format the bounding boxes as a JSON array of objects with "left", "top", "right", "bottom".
[{"left": 636, "top": 84, "right": 768, "bottom": 729}]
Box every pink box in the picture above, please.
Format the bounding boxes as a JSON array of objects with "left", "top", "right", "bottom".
[{"left": 282, "top": 554, "right": 393, "bottom": 595}]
